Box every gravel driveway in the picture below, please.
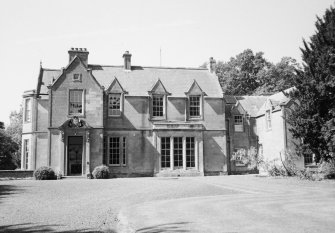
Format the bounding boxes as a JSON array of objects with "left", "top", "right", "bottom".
[{"left": 1, "top": 175, "right": 334, "bottom": 232}]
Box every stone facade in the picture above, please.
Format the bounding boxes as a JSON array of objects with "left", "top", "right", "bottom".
[{"left": 21, "top": 48, "right": 227, "bottom": 177}]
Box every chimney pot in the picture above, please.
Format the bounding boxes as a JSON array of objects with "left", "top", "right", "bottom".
[{"left": 208, "top": 57, "right": 216, "bottom": 73}]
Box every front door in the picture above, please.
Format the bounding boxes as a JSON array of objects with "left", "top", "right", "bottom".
[{"left": 68, "top": 136, "right": 83, "bottom": 175}]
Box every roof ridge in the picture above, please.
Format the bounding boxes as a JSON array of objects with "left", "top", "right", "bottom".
[{"left": 88, "top": 64, "right": 207, "bottom": 70}]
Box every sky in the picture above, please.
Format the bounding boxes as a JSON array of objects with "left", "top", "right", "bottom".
[{"left": 0, "top": 0, "right": 334, "bottom": 125}]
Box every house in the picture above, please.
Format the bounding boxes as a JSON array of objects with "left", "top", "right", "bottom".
[
  {"left": 225, "top": 95, "right": 267, "bottom": 173},
  {"left": 256, "top": 89, "right": 305, "bottom": 169},
  {"left": 21, "top": 48, "right": 227, "bottom": 177}
]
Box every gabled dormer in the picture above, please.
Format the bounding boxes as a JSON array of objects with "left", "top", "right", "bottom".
[
  {"left": 148, "top": 79, "right": 170, "bottom": 120},
  {"left": 106, "top": 77, "right": 127, "bottom": 117},
  {"left": 185, "top": 80, "right": 207, "bottom": 120}
]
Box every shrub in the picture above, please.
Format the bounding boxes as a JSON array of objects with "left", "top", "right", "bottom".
[
  {"left": 55, "top": 169, "right": 63, "bottom": 180},
  {"left": 34, "top": 166, "right": 56, "bottom": 180},
  {"left": 318, "top": 159, "right": 335, "bottom": 179},
  {"left": 92, "top": 165, "right": 110, "bottom": 179},
  {"left": 231, "top": 146, "right": 263, "bottom": 170}
]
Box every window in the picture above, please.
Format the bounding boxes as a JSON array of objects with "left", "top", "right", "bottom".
[
  {"left": 108, "top": 94, "right": 121, "bottom": 116},
  {"left": 109, "top": 137, "right": 126, "bottom": 166},
  {"left": 186, "top": 137, "right": 195, "bottom": 168},
  {"left": 73, "top": 74, "right": 82, "bottom": 82},
  {"left": 266, "top": 110, "right": 272, "bottom": 130},
  {"left": 189, "top": 96, "right": 201, "bottom": 118},
  {"left": 173, "top": 137, "right": 183, "bottom": 168},
  {"left": 161, "top": 137, "right": 171, "bottom": 168},
  {"left": 233, "top": 148, "right": 246, "bottom": 166},
  {"left": 24, "top": 99, "right": 31, "bottom": 123},
  {"left": 24, "top": 139, "right": 29, "bottom": 170},
  {"left": 69, "top": 90, "right": 83, "bottom": 115},
  {"left": 234, "top": 115, "right": 243, "bottom": 132},
  {"left": 304, "top": 154, "right": 314, "bottom": 165},
  {"left": 152, "top": 95, "right": 164, "bottom": 117}
]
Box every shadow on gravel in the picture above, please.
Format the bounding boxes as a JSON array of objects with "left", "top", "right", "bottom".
[
  {"left": 0, "top": 223, "right": 117, "bottom": 233},
  {"left": 136, "top": 222, "right": 191, "bottom": 233},
  {"left": 0, "top": 185, "right": 23, "bottom": 202}
]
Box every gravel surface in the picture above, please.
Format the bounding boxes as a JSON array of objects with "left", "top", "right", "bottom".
[{"left": 0, "top": 175, "right": 334, "bottom": 232}]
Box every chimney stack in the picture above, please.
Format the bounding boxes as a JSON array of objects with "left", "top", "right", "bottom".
[
  {"left": 68, "top": 48, "right": 89, "bottom": 67},
  {"left": 208, "top": 57, "right": 216, "bottom": 73},
  {"left": 123, "top": 51, "right": 132, "bottom": 70}
]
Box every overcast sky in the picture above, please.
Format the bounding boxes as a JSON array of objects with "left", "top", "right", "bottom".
[{"left": 0, "top": 0, "right": 334, "bottom": 125}]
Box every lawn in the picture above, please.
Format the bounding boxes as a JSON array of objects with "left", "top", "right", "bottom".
[{"left": 0, "top": 175, "right": 334, "bottom": 233}]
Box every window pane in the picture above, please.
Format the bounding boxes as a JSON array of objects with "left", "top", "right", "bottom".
[
  {"left": 173, "top": 137, "right": 183, "bottom": 168},
  {"left": 69, "top": 90, "right": 83, "bottom": 114},
  {"left": 122, "top": 137, "right": 126, "bottom": 165},
  {"left": 186, "top": 137, "right": 195, "bottom": 168},
  {"left": 161, "top": 137, "right": 170, "bottom": 168},
  {"left": 109, "top": 94, "right": 121, "bottom": 116},
  {"left": 153, "top": 95, "right": 164, "bottom": 117},
  {"left": 25, "top": 99, "right": 31, "bottom": 122},
  {"left": 109, "top": 137, "right": 120, "bottom": 165},
  {"left": 24, "top": 139, "right": 29, "bottom": 169},
  {"left": 189, "top": 96, "right": 200, "bottom": 117}
]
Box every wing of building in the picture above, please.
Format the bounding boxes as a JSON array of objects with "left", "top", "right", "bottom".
[{"left": 21, "top": 48, "right": 227, "bottom": 177}]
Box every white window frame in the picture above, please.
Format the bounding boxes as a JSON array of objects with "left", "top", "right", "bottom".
[
  {"left": 189, "top": 95, "right": 202, "bottom": 119},
  {"left": 69, "top": 89, "right": 84, "bottom": 116},
  {"left": 234, "top": 115, "right": 244, "bottom": 132},
  {"left": 186, "top": 137, "right": 195, "bottom": 168},
  {"left": 24, "top": 98, "right": 32, "bottom": 123},
  {"left": 161, "top": 137, "right": 171, "bottom": 169},
  {"left": 108, "top": 136, "right": 127, "bottom": 166},
  {"left": 108, "top": 93, "right": 122, "bottom": 117},
  {"left": 152, "top": 94, "right": 166, "bottom": 119}
]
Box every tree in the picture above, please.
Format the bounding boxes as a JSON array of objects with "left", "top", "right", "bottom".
[
  {"left": 288, "top": 6, "right": 335, "bottom": 162},
  {"left": 5, "top": 108, "right": 23, "bottom": 167},
  {"left": 216, "top": 49, "right": 271, "bottom": 95},
  {"left": 0, "top": 129, "right": 18, "bottom": 170},
  {"left": 254, "top": 57, "right": 300, "bottom": 95}
]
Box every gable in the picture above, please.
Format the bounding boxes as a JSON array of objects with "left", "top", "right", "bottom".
[
  {"left": 148, "top": 79, "right": 170, "bottom": 95},
  {"left": 185, "top": 80, "right": 207, "bottom": 96},
  {"left": 51, "top": 56, "right": 102, "bottom": 91},
  {"left": 231, "top": 103, "right": 246, "bottom": 115},
  {"left": 107, "top": 77, "right": 127, "bottom": 93}
]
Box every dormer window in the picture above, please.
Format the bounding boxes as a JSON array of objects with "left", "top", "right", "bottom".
[
  {"left": 152, "top": 95, "right": 164, "bottom": 117},
  {"left": 149, "top": 79, "right": 170, "bottom": 120},
  {"left": 185, "top": 80, "right": 206, "bottom": 120},
  {"left": 189, "top": 96, "right": 201, "bottom": 118},
  {"left": 106, "top": 77, "right": 127, "bottom": 117},
  {"left": 108, "top": 94, "right": 121, "bottom": 116}
]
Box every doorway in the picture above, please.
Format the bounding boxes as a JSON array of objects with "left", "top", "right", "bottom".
[{"left": 68, "top": 136, "right": 83, "bottom": 175}]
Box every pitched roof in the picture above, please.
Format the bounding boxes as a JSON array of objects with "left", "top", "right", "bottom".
[
  {"left": 38, "top": 69, "right": 62, "bottom": 94},
  {"left": 90, "top": 65, "right": 222, "bottom": 97},
  {"left": 38, "top": 65, "right": 223, "bottom": 98},
  {"left": 256, "top": 88, "right": 294, "bottom": 117},
  {"left": 224, "top": 95, "right": 237, "bottom": 104},
  {"left": 235, "top": 96, "right": 267, "bottom": 117}
]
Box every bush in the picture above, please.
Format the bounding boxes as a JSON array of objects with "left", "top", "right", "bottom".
[
  {"left": 92, "top": 165, "right": 110, "bottom": 179},
  {"left": 34, "top": 166, "right": 56, "bottom": 180},
  {"left": 318, "top": 159, "right": 335, "bottom": 179}
]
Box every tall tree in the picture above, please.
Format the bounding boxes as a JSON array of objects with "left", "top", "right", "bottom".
[
  {"left": 288, "top": 6, "right": 335, "bottom": 162},
  {"left": 5, "top": 108, "right": 23, "bottom": 167},
  {"left": 254, "top": 57, "right": 300, "bottom": 94},
  {"left": 216, "top": 49, "right": 271, "bottom": 95}
]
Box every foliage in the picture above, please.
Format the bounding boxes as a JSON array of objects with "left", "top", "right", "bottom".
[
  {"left": 55, "top": 169, "right": 63, "bottom": 180},
  {"left": 0, "top": 129, "right": 19, "bottom": 170},
  {"left": 318, "top": 159, "right": 335, "bottom": 179},
  {"left": 214, "top": 49, "right": 298, "bottom": 95},
  {"left": 33, "top": 166, "right": 56, "bottom": 180},
  {"left": 288, "top": 6, "right": 335, "bottom": 163},
  {"left": 231, "top": 147, "right": 263, "bottom": 170},
  {"left": 5, "top": 108, "right": 23, "bottom": 167},
  {"left": 92, "top": 165, "right": 110, "bottom": 179}
]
